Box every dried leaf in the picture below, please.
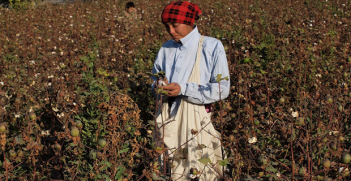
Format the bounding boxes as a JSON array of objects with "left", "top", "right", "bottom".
[
  {"left": 0, "top": 134, "right": 6, "bottom": 150},
  {"left": 151, "top": 172, "right": 166, "bottom": 181},
  {"left": 14, "top": 135, "right": 25, "bottom": 145},
  {"left": 191, "top": 129, "right": 198, "bottom": 135},
  {"left": 26, "top": 142, "right": 42, "bottom": 151},
  {"left": 72, "top": 137, "right": 77, "bottom": 143}
]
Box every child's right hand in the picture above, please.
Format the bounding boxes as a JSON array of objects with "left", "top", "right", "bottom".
[{"left": 162, "top": 83, "right": 181, "bottom": 97}]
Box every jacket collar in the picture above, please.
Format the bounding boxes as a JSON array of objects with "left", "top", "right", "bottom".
[{"left": 175, "top": 25, "right": 200, "bottom": 48}]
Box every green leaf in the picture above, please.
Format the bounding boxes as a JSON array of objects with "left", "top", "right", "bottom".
[
  {"left": 271, "top": 161, "right": 279, "bottom": 166},
  {"left": 198, "top": 144, "right": 207, "bottom": 149},
  {"left": 219, "top": 159, "right": 230, "bottom": 166},
  {"left": 257, "top": 42, "right": 266, "bottom": 49},
  {"left": 105, "top": 161, "right": 112, "bottom": 167},
  {"left": 260, "top": 69, "right": 267, "bottom": 74},
  {"left": 118, "top": 148, "right": 129, "bottom": 154},
  {"left": 100, "top": 131, "right": 109, "bottom": 137},
  {"left": 216, "top": 74, "right": 229, "bottom": 82},
  {"left": 216, "top": 74, "right": 223, "bottom": 80},
  {"left": 97, "top": 174, "right": 102, "bottom": 179},
  {"left": 102, "top": 174, "right": 110, "bottom": 180},
  {"left": 68, "top": 160, "right": 78, "bottom": 164},
  {"left": 148, "top": 120, "right": 155, "bottom": 126},
  {"left": 69, "top": 143, "right": 77, "bottom": 147},
  {"left": 265, "top": 166, "right": 277, "bottom": 173},
  {"left": 240, "top": 58, "right": 253, "bottom": 64},
  {"left": 115, "top": 165, "right": 125, "bottom": 179},
  {"left": 198, "top": 157, "right": 212, "bottom": 165}
]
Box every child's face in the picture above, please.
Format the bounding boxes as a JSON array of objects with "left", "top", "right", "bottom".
[
  {"left": 163, "top": 22, "right": 193, "bottom": 42},
  {"left": 127, "top": 7, "right": 135, "bottom": 14}
]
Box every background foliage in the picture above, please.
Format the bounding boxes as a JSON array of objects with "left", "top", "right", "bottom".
[{"left": 0, "top": 0, "right": 351, "bottom": 180}]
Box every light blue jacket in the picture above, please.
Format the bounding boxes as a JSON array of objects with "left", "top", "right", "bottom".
[{"left": 152, "top": 26, "right": 230, "bottom": 115}]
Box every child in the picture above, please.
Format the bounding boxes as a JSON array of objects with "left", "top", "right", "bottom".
[
  {"left": 123, "top": 2, "right": 137, "bottom": 19},
  {"left": 152, "top": 1, "right": 230, "bottom": 180},
  {"left": 122, "top": 2, "right": 138, "bottom": 30}
]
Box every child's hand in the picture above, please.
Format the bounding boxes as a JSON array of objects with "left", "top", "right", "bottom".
[{"left": 162, "top": 83, "right": 181, "bottom": 97}]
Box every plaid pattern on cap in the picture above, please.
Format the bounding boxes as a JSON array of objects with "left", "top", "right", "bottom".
[{"left": 162, "top": 1, "right": 202, "bottom": 26}]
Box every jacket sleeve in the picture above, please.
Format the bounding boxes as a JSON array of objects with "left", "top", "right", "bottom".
[{"left": 178, "top": 40, "right": 230, "bottom": 104}]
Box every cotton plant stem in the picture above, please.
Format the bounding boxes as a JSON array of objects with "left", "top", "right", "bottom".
[
  {"left": 32, "top": 156, "right": 36, "bottom": 181},
  {"left": 236, "top": 78, "right": 241, "bottom": 178},
  {"left": 153, "top": 91, "right": 160, "bottom": 140},
  {"left": 153, "top": 85, "right": 167, "bottom": 176},
  {"left": 218, "top": 81, "right": 225, "bottom": 178},
  {"left": 160, "top": 94, "right": 167, "bottom": 176},
  {"left": 265, "top": 77, "right": 269, "bottom": 107},
  {"left": 309, "top": 110, "right": 313, "bottom": 180},
  {"left": 244, "top": 85, "right": 251, "bottom": 175},
  {"left": 154, "top": 96, "right": 159, "bottom": 137},
  {"left": 0, "top": 159, "right": 26, "bottom": 181},
  {"left": 291, "top": 130, "right": 295, "bottom": 181},
  {"left": 4, "top": 153, "right": 8, "bottom": 181},
  {"left": 305, "top": 98, "right": 312, "bottom": 180},
  {"left": 307, "top": 130, "right": 310, "bottom": 180}
]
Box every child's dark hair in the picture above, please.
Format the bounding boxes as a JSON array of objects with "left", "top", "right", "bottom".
[{"left": 126, "top": 2, "right": 135, "bottom": 9}]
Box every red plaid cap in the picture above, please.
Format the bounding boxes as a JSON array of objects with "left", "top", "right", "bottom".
[{"left": 161, "top": 1, "right": 202, "bottom": 26}]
